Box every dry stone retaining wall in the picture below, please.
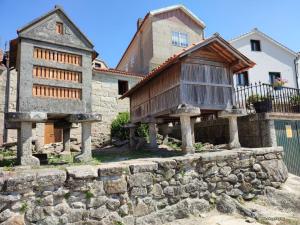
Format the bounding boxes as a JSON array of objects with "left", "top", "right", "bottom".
[{"left": 0, "top": 147, "right": 288, "bottom": 225}]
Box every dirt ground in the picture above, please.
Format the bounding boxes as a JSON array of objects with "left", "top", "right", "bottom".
[{"left": 164, "top": 174, "right": 300, "bottom": 225}]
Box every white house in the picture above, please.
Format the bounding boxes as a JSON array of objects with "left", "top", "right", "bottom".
[{"left": 230, "top": 28, "right": 300, "bottom": 89}]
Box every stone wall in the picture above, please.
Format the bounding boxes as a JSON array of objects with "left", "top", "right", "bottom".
[
  {"left": 0, "top": 147, "right": 288, "bottom": 225},
  {"left": 168, "top": 114, "right": 277, "bottom": 148},
  {"left": 0, "top": 69, "right": 141, "bottom": 146},
  {"left": 71, "top": 71, "right": 141, "bottom": 145},
  {"left": 0, "top": 68, "right": 18, "bottom": 145}
]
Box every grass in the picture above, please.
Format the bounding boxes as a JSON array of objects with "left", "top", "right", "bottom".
[{"left": 20, "top": 202, "right": 28, "bottom": 213}]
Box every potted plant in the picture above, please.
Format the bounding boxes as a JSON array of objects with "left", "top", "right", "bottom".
[
  {"left": 290, "top": 95, "right": 300, "bottom": 112},
  {"left": 247, "top": 94, "right": 272, "bottom": 113},
  {"left": 273, "top": 78, "right": 287, "bottom": 91}
]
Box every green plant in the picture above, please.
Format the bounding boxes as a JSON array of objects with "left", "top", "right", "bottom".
[
  {"left": 64, "top": 192, "right": 71, "bottom": 199},
  {"left": 113, "top": 221, "right": 124, "bottom": 225},
  {"left": 20, "top": 202, "right": 28, "bottom": 213},
  {"left": 85, "top": 190, "right": 94, "bottom": 200},
  {"left": 36, "top": 198, "right": 42, "bottom": 205},
  {"left": 194, "top": 143, "right": 203, "bottom": 152},
  {"left": 247, "top": 94, "right": 271, "bottom": 104},
  {"left": 290, "top": 95, "right": 300, "bottom": 105},
  {"left": 111, "top": 112, "right": 149, "bottom": 141}
]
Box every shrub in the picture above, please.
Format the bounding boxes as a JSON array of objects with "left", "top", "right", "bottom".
[
  {"left": 290, "top": 95, "right": 300, "bottom": 105},
  {"left": 111, "top": 112, "right": 149, "bottom": 141},
  {"left": 247, "top": 94, "right": 271, "bottom": 104},
  {"left": 111, "top": 112, "right": 130, "bottom": 140}
]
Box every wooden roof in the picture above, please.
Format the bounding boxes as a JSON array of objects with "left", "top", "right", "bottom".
[{"left": 121, "top": 34, "right": 255, "bottom": 99}]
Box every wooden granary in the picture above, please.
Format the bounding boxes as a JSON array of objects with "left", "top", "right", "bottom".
[{"left": 122, "top": 34, "right": 255, "bottom": 152}]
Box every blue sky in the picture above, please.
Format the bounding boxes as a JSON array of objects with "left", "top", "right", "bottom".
[{"left": 1, "top": 0, "right": 299, "bottom": 68}]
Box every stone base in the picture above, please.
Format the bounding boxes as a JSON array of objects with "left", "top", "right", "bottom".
[
  {"left": 74, "top": 152, "right": 92, "bottom": 163},
  {"left": 20, "top": 155, "right": 40, "bottom": 166}
]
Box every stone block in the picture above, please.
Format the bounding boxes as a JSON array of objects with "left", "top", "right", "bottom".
[
  {"left": 36, "top": 169, "right": 66, "bottom": 187},
  {"left": 98, "top": 163, "right": 129, "bottom": 177},
  {"left": 260, "top": 159, "right": 288, "bottom": 182},
  {"left": 5, "top": 172, "right": 36, "bottom": 192},
  {"left": 127, "top": 172, "right": 153, "bottom": 187},
  {"left": 66, "top": 165, "right": 98, "bottom": 179},
  {"left": 103, "top": 177, "right": 127, "bottom": 194},
  {"left": 131, "top": 187, "right": 147, "bottom": 196},
  {"left": 129, "top": 161, "right": 158, "bottom": 173}
]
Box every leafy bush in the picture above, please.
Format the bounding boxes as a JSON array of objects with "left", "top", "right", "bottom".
[
  {"left": 194, "top": 143, "right": 203, "bottom": 152},
  {"left": 247, "top": 94, "right": 271, "bottom": 104},
  {"left": 290, "top": 95, "right": 300, "bottom": 105},
  {"left": 111, "top": 112, "right": 130, "bottom": 140},
  {"left": 111, "top": 112, "right": 149, "bottom": 140}
]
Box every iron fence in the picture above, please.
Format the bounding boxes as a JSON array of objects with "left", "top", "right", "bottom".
[{"left": 235, "top": 82, "right": 300, "bottom": 114}]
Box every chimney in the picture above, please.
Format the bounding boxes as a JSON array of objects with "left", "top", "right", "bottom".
[{"left": 137, "top": 18, "right": 143, "bottom": 30}]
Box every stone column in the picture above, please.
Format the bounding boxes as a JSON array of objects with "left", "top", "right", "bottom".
[
  {"left": 35, "top": 123, "right": 45, "bottom": 152},
  {"left": 129, "top": 126, "right": 136, "bottom": 150},
  {"left": 75, "top": 122, "right": 92, "bottom": 162},
  {"left": 265, "top": 120, "right": 277, "bottom": 147},
  {"left": 149, "top": 122, "right": 158, "bottom": 149},
  {"left": 180, "top": 115, "right": 195, "bottom": 154},
  {"left": 160, "top": 123, "right": 170, "bottom": 145},
  {"left": 190, "top": 118, "right": 196, "bottom": 145},
  {"left": 228, "top": 116, "right": 241, "bottom": 149},
  {"left": 18, "top": 122, "right": 40, "bottom": 166},
  {"left": 63, "top": 128, "right": 71, "bottom": 153},
  {"left": 218, "top": 109, "right": 245, "bottom": 150}
]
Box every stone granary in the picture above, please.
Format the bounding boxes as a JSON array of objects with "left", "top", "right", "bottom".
[
  {"left": 122, "top": 34, "right": 255, "bottom": 153},
  {"left": 5, "top": 6, "right": 101, "bottom": 165}
]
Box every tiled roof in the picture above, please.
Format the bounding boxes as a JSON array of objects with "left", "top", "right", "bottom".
[
  {"left": 121, "top": 34, "right": 255, "bottom": 99},
  {"left": 93, "top": 68, "right": 145, "bottom": 78}
]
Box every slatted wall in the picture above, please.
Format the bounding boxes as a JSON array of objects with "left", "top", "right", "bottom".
[
  {"left": 32, "top": 47, "right": 83, "bottom": 100},
  {"left": 33, "top": 47, "right": 82, "bottom": 66},
  {"left": 33, "top": 66, "right": 82, "bottom": 83},
  {"left": 130, "top": 64, "right": 181, "bottom": 122},
  {"left": 181, "top": 61, "right": 232, "bottom": 109}
]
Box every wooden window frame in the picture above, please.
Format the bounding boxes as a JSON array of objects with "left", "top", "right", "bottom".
[
  {"left": 250, "top": 39, "right": 261, "bottom": 51},
  {"left": 118, "top": 80, "right": 129, "bottom": 95}
]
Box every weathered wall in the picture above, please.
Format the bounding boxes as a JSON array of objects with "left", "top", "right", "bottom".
[
  {"left": 0, "top": 147, "right": 288, "bottom": 225},
  {"left": 72, "top": 71, "right": 141, "bottom": 144},
  {"left": 168, "top": 114, "right": 277, "bottom": 148},
  {"left": 0, "top": 68, "right": 18, "bottom": 145}
]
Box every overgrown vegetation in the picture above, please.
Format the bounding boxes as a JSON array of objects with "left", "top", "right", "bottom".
[
  {"left": 85, "top": 190, "right": 94, "bottom": 200},
  {"left": 194, "top": 143, "right": 203, "bottom": 152},
  {"left": 111, "top": 112, "right": 149, "bottom": 141},
  {"left": 20, "top": 202, "right": 28, "bottom": 213}
]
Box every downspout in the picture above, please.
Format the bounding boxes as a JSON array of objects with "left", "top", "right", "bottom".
[
  {"left": 3, "top": 50, "right": 10, "bottom": 143},
  {"left": 294, "top": 53, "right": 300, "bottom": 89}
]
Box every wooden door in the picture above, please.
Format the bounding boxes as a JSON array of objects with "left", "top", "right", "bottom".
[{"left": 44, "top": 123, "right": 55, "bottom": 144}]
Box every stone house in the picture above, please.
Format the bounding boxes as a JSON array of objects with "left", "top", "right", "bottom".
[
  {"left": 116, "top": 5, "right": 206, "bottom": 74},
  {"left": 230, "top": 28, "right": 300, "bottom": 88}
]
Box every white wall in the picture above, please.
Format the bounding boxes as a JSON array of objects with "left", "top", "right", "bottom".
[{"left": 231, "top": 33, "right": 298, "bottom": 88}]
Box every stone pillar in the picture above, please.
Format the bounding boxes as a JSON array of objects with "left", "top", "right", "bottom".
[
  {"left": 160, "top": 123, "right": 170, "bottom": 145},
  {"left": 35, "top": 123, "right": 45, "bottom": 152},
  {"left": 75, "top": 122, "right": 92, "bottom": 162},
  {"left": 180, "top": 115, "right": 195, "bottom": 154},
  {"left": 228, "top": 116, "right": 241, "bottom": 149},
  {"left": 266, "top": 120, "right": 277, "bottom": 147},
  {"left": 63, "top": 128, "right": 71, "bottom": 153},
  {"left": 191, "top": 118, "right": 196, "bottom": 145},
  {"left": 18, "top": 122, "right": 40, "bottom": 166},
  {"left": 149, "top": 122, "right": 158, "bottom": 149}
]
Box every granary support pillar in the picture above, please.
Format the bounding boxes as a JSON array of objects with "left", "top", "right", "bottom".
[
  {"left": 190, "top": 118, "right": 197, "bottom": 144},
  {"left": 5, "top": 112, "right": 47, "bottom": 166},
  {"left": 171, "top": 104, "right": 201, "bottom": 154},
  {"left": 35, "top": 123, "right": 45, "bottom": 152},
  {"left": 68, "top": 113, "right": 102, "bottom": 163},
  {"left": 124, "top": 123, "right": 137, "bottom": 150},
  {"left": 180, "top": 115, "right": 194, "bottom": 153},
  {"left": 218, "top": 108, "right": 246, "bottom": 149},
  {"left": 159, "top": 123, "right": 172, "bottom": 145},
  {"left": 63, "top": 127, "right": 71, "bottom": 153},
  {"left": 148, "top": 122, "right": 158, "bottom": 149}
]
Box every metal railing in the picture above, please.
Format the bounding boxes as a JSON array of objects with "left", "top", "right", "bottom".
[{"left": 235, "top": 82, "right": 300, "bottom": 114}]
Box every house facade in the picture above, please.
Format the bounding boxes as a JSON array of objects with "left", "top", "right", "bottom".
[
  {"left": 230, "top": 28, "right": 300, "bottom": 88},
  {"left": 116, "top": 5, "right": 206, "bottom": 74}
]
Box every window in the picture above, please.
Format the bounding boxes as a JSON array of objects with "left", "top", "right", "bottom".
[
  {"left": 236, "top": 71, "right": 249, "bottom": 86},
  {"left": 250, "top": 40, "right": 261, "bottom": 51},
  {"left": 172, "top": 32, "right": 188, "bottom": 47},
  {"left": 118, "top": 80, "right": 129, "bottom": 95},
  {"left": 94, "top": 63, "right": 101, "bottom": 68},
  {"left": 269, "top": 72, "right": 281, "bottom": 85},
  {"left": 56, "top": 22, "right": 64, "bottom": 35}
]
